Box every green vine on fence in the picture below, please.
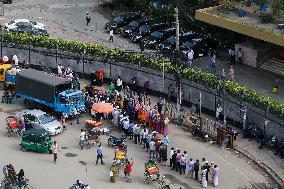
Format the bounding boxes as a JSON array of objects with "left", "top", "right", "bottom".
[{"left": 2, "top": 32, "right": 284, "bottom": 118}]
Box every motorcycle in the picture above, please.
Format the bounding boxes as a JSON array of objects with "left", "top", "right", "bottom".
[
  {"left": 108, "top": 135, "right": 127, "bottom": 150},
  {"left": 191, "top": 124, "right": 209, "bottom": 142}
]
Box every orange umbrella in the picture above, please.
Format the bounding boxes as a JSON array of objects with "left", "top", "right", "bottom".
[{"left": 92, "top": 102, "right": 113, "bottom": 113}]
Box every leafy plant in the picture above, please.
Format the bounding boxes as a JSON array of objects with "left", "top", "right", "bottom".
[
  {"left": 255, "top": 0, "right": 267, "bottom": 6},
  {"left": 2, "top": 32, "right": 284, "bottom": 118},
  {"left": 259, "top": 12, "right": 274, "bottom": 23}
]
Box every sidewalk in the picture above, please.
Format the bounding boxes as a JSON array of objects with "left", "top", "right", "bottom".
[
  {"left": 235, "top": 138, "right": 284, "bottom": 185},
  {"left": 191, "top": 56, "right": 284, "bottom": 104}
]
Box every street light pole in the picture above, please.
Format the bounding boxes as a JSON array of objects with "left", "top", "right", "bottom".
[{"left": 175, "top": 7, "right": 182, "bottom": 121}]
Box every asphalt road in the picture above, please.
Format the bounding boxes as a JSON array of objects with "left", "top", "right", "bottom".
[
  {"left": 0, "top": 0, "right": 141, "bottom": 51},
  {"left": 0, "top": 89, "right": 271, "bottom": 189},
  {"left": 0, "top": 0, "right": 278, "bottom": 188}
]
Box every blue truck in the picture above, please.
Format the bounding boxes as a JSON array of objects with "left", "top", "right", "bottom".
[{"left": 15, "top": 69, "right": 85, "bottom": 117}]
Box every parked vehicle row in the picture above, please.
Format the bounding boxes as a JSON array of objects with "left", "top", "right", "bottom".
[{"left": 105, "top": 12, "right": 217, "bottom": 59}]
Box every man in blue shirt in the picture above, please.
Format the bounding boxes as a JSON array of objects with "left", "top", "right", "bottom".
[
  {"left": 146, "top": 133, "right": 152, "bottom": 152},
  {"left": 127, "top": 123, "right": 134, "bottom": 140},
  {"left": 96, "top": 143, "right": 104, "bottom": 165}
]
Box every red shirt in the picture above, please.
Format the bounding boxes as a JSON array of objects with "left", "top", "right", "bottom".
[{"left": 124, "top": 163, "right": 133, "bottom": 173}]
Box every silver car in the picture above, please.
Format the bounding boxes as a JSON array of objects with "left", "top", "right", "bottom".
[{"left": 17, "top": 109, "right": 63, "bottom": 135}]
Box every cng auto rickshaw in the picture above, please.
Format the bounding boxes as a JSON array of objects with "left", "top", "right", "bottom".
[{"left": 20, "top": 128, "right": 53, "bottom": 153}]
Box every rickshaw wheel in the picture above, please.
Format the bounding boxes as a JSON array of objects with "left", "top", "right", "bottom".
[
  {"left": 24, "top": 184, "right": 33, "bottom": 189},
  {"left": 21, "top": 146, "right": 27, "bottom": 152},
  {"left": 108, "top": 138, "right": 112, "bottom": 146},
  {"left": 6, "top": 130, "right": 11, "bottom": 137}
]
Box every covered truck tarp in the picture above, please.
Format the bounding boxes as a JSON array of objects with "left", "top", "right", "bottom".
[{"left": 15, "top": 69, "right": 71, "bottom": 103}]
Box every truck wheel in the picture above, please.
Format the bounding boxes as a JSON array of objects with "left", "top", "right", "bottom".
[{"left": 24, "top": 99, "right": 36, "bottom": 110}]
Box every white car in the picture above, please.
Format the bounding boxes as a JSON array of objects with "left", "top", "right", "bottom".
[
  {"left": 17, "top": 109, "right": 63, "bottom": 136},
  {"left": 4, "top": 19, "right": 45, "bottom": 32}
]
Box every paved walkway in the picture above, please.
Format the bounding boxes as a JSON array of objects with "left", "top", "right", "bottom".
[{"left": 191, "top": 57, "right": 284, "bottom": 104}]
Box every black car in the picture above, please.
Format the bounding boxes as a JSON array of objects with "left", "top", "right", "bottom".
[
  {"left": 2, "top": 0, "right": 12, "bottom": 4},
  {"left": 180, "top": 37, "right": 217, "bottom": 59},
  {"left": 130, "top": 22, "right": 170, "bottom": 43},
  {"left": 104, "top": 12, "right": 141, "bottom": 33},
  {"left": 141, "top": 27, "right": 176, "bottom": 49},
  {"left": 120, "top": 17, "right": 154, "bottom": 37},
  {"left": 156, "top": 31, "right": 199, "bottom": 50}
]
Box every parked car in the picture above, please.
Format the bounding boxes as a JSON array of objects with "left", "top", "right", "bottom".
[
  {"left": 180, "top": 38, "right": 208, "bottom": 59},
  {"left": 120, "top": 17, "right": 154, "bottom": 37},
  {"left": 2, "top": 0, "right": 12, "bottom": 4},
  {"left": 156, "top": 31, "right": 199, "bottom": 50},
  {"left": 141, "top": 27, "right": 176, "bottom": 49},
  {"left": 4, "top": 19, "right": 45, "bottom": 32},
  {"left": 11, "top": 25, "right": 49, "bottom": 36},
  {"left": 104, "top": 12, "right": 141, "bottom": 33},
  {"left": 130, "top": 22, "right": 171, "bottom": 43},
  {"left": 17, "top": 109, "right": 63, "bottom": 136}
]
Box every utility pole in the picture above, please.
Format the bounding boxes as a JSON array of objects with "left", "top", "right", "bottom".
[{"left": 175, "top": 7, "right": 182, "bottom": 121}]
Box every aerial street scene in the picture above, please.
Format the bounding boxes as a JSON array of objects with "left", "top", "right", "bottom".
[{"left": 0, "top": 0, "right": 283, "bottom": 188}]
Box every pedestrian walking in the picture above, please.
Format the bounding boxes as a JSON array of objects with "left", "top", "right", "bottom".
[
  {"left": 171, "top": 150, "right": 177, "bottom": 170},
  {"left": 228, "top": 66, "right": 235, "bottom": 81},
  {"left": 57, "top": 64, "right": 64, "bottom": 77},
  {"left": 156, "top": 97, "right": 163, "bottom": 114},
  {"left": 188, "top": 158, "right": 195, "bottom": 179},
  {"left": 109, "top": 28, "right": 114, "bottom": 42},
  {"left": 229, "top": 47, "right": 235, "bottom": 65},
  {"left": 61, "top": 115, "right": 67, "bottom": 130},
  {"left": 96, "top": 142, "right": 104, "bottom": 165},
  {"left": 80, "top": 129, "right": 86, "bottom": 150},
  {"left": 201, "top": 169, "right": 207, "bottom": 188},
  {"left": 139, "top": 42, "right": 144, "bottom": 53},
  {"left": 180, "top": 154, "right": 186, "bottom": 174},
  {"left": 175, "top": 150, "right": 181, "bottom": 172},
  {"left": 187, "top": 48, "right": 194, "bottom": 67},
  {"left": 238, "top": 48, "right": 243, "bottom": 65},
  {"left": 52, "top": 141, "right": 60, "bottom": 164},
  {"left": 116, "top": 76, "right": 122, "bottom": 92},
  {"left": 86, "top": 12, "right": 91, "bottom": 26},
  {"left": 209, "top": 162, "right": 215, "bottom": 184},
  {"left": 213, "top": 165, "right": 220, "bottom": 187},
  {"left": 169, "top": 147, "right": 174, "bottom": 167},
  {"left": 159, "top": 142, "right": 167, "bottom": 166},
  {"left": 194, "top": 159, "right": 200, "bottom": 180},
  {"left": 149, "top": 139, "right": 156, "bottom": 158}
]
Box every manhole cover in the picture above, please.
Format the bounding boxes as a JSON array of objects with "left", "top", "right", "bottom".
[
  {"left": 79, "top": 161, "right": 87, "bottom": 165},
  {"left": 65, "top": 153, "right": 77, "bottom": 157},
  {"left": 61, "top": 147, "right": 68, "bottom": 149}
]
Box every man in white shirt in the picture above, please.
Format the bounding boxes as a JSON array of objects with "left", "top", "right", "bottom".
[
  {"left": 80, "top": 129, "right": 86, "bottom": 150},
  {"left": 12, "top": 55, "right": 19, "bottom": 66},
  {"left": 188, "top": 48, "right": 194, "bottom": 67},
  {"left": 57, "top": 64, "right": 64, "bottom": 76},
  {"left": 116, "top": 76, "right": 122, "bottom": 92},
  {"left": 109, "top": 29, "right": 114, "bottom": 42},
  {"left": 65, "top": 65, "right": 72, "bottom": 76}
]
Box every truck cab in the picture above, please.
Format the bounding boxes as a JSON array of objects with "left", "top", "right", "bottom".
[
  {"left": 0, "top": 64, "right": 12, "bottom": 82},
  {"left": 56, "top": 89, "right": 85, "bottom": 117}
]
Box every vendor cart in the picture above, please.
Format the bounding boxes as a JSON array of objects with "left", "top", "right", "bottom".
[
  {"left": 144, "top": 159, "right": 160, "bottom": 184},
  {"left": 113, "top": 148, "right": 127, "bottom": 168},
  {"left": 5, "top": 116, "right": 21, "bottom": 137}
]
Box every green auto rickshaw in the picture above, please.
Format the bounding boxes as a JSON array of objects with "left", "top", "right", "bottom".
[{"left": 19, "top": 128, "right": 53, "bottom": 153}]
